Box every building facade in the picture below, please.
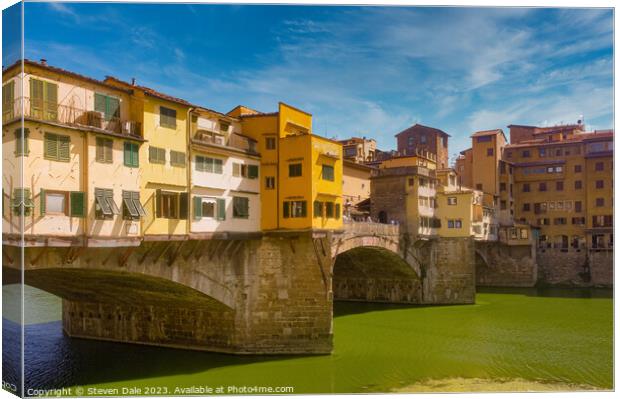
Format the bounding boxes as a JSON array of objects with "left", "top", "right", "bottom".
[
  {"left": 339, "top": 137, "right": 376, "bottom": 163},
  {"left": 395, "top": 124, "right": 450, "bottom": 169}
]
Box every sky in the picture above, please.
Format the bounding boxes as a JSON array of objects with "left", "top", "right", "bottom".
[{"left": 2, "top": 2, "right": 614, "bottom": 158}]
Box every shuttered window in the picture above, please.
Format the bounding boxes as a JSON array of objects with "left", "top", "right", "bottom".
[
  {"left": 30, "top": 78, "right": 58, "bottom": 121},
  {"left": 44, "top": 133, "right": 70, "bottom": 162},
  {"left": 322, "top": 165, "right": 335, "bottom": 181},
  {"left": 289, "top": 163, "right": 302, "bottom": 177},
  {"left": 233, "top": 163, "right": 257, "bottom": 178},
  {"left": 314, "top": 201, "right": 323, "bottom": 218},
  {"left": 248, "top": 165, "right": 259, "bottom": 179},
  {"left": 217, "top": 198, "right": 226, "bottom": 220},
  {"left": 170, "top": 150, "right": 186, "bottom": 167},
  {"left": 70, "top": 192, "right": 86, "bottom": 217},
  {"left": 96, "top": 137, "right": 113, "bottom": 163},
  {"left": 195, "top": 156, "right": 223, "bottom": 173},
  {"left": 156, "top": 190, "right": 187, "bottom": 219},
  {"left": 149, "top": 146, "right": 166, "bottom": 164},
  {"left": 232, "top": 196, "right": 249, "bottom": 219},
  {"left": 283, "top": 201, "right": 306, "bottom": 218},
  {"left": 160, "top": 106, "right": 177, "bottom": 128},
  {"left": 14, "top": 128, "right": 29, "bottom": 157},
  {"left": 95, "top": 188, "right": 120, "bottom": 219},
  {"left": 123, "top": 141, "right": 139, "bottom": 167},
  {"left": 3, "top": 80, "right": 15, "bottom": 121},
  {"left": 94, "top": 93, "right": 121, "bottom": 121},
  {"left": 122, "top": 190, "right": 146, "bottom": 220},
  {"left": 325, "top": 202, "right": 334, "bottom": 218},
  {"left": 11, "top": 188, "right": 34, "bottom": 216},
  {"left": 335, "top": 203, "right": 341, "bottom": 219}
]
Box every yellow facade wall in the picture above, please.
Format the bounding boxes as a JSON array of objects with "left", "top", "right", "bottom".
[
  {"left": 436, "top": 191, "right": 473, "bottom": 237},
  {"left": 311, "top": 135, "right": 343, "bottom": 230}
]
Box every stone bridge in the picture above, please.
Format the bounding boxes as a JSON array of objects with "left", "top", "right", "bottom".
[{"left": 2, "top": 222, "right": 476, "bottom": 355}]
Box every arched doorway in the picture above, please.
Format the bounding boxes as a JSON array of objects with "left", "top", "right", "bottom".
[{"left": 378, "top": 211, "right": 388, "bottom": 224}]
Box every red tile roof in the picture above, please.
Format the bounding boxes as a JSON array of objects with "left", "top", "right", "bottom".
[
  {"left": 395, "top": 123, "right": 451, "bottom": 137},
  {"left": 104, "top": 76, "right": 193, "bottom": 107}
]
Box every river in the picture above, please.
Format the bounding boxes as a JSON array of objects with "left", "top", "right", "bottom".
[{"left": 2, "top": 284, "right": 613, "bottom": 394}]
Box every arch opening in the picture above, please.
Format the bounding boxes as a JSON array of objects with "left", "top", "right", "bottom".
[{"left": 332, "top": 246, "right": 422, "bottom": 304}]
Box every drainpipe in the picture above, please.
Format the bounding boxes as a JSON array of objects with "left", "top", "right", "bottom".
[
  {"left": 82, "top": 131, "right": 89, "bottom": 246},
  {"left": 186, "top": 107, "right": 194, "bottom": 238}
]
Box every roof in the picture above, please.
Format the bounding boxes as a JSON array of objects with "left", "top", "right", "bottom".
[
  {"left": 395, "top": 123, "right": 451, "bottom": 138},
  {"left": 343, "top": 159, "right": 376, "bottom": 171},
  {"left": 3, "top": 59, "right": 132, "bottom": 94},
  {"left": 193, "top": 106, "right": 238, "bottom": 122},
  {"left": 104, "top": 76, "right": 193, "bottom": 107},
  {"left": 238, "top": 111, "right": 279, "bottom": 119},
  {"left": 471, "top": 128, "right": 507, "bottom": 142},
  {"left": 505, "top": 130, "right": 613, "bottom": 149},
  {"left": 226, "top": 105, "right": 261, "bottom": 116}
]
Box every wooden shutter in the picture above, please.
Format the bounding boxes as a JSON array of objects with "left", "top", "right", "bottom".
[
  {"left": 301, "top": 201, "right": 307, "bottom": 217},
  {"left": 70, "top": 192, "right": 85, "bottom": 217},
  {"left": 155, "top": 189, "right": 162, "bottom": 218},
  {"left": 3, "top": 81, "right": 14, "bottom": 120},
  {"left": 105, "top": 139, "right": 113, "bottom": 162},
  {"left": 95, "top": 93, "right": 107, "bottom": 115},
  {"left": 283, "top": 201, "right": 290, "bottom": 218},
  {"left": 107, "top": 96, "right": 120, "bottom": 120},
  {"left": 44, "top": 133, "right": 57, "bottom": 160},
  {"left": 96, "top": 137, "right": 105, "bottom": 162},
  {"left": 179, "top": 192, "right": 188, "bottom": 220},
  {"left": 30, "top": 78, "right": 44, "bottom": 118},
  {"left": 124, "top": 142, "right": 131, "bottom": 166},
  {"left": 248, "top": 165, "right": 259, "bottom": 179},
  {"left": 58, "top": 135, "right": 70, "bottom": 161},
  {"left": 195, "top": 156, "right": 203, "bottom": 171},
  {"left": 233, "top": 163, "right": 240, "bottom": 177},
  {"left": 44, "top": 82, "right": 58, "bottom": 120},
  {"left": 40, "top": 189, "right": 46, "bottom": 215},
  {"left": 193, "top": 196, "right": 202, "bottom": 220},
  {"left": 335, "top": 204, "right": 341, "bottom": 219},
  {"left": 216, "top": 198, "right": 226, "bottom": 220}
]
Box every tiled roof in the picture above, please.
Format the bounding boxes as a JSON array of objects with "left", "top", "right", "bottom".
[
  {"left": 395, "top": 123, "right": 451, "bottom": 137},
  {"left": 105, "top": 76, "right": 193, "bottom": 107},
  {"left": 4, "top": 59, "right": 132, "bottom": 93},
  {"left": 471, "top": 129, "right": 503, "bottom": 137},
  {"left": 504, "top": 131, "right": 613, "bottom": 149},
  {"left": 238, "top": 111, "right": 279, "bottom": 118}
]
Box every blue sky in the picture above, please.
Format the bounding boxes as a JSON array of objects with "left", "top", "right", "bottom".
[{"left": 3, "top": 2, "right": 614, "bottom": 157}]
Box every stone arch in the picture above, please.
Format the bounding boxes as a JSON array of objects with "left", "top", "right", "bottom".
[{"left": 332, "top": 246, "right": 422, "bottom": 303}]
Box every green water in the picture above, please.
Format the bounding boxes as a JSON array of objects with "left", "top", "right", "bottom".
[{"left": 3, "top": 286, "right": 614, "bottom": 394}]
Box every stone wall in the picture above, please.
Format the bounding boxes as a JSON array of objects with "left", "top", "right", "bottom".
[
  {"left": 536, "top": 248, "right": 613, "bottom": 287},
  {"left": 476, "top": 243, "right": 537, "bottom": 287}
]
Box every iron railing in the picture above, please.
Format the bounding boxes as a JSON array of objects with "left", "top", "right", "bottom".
[
  {"left": 3, "top": 97, "right": 141, "bottom": 137},
  {"left": 193, "top": 129, "right": 259, "bottom": 155}
]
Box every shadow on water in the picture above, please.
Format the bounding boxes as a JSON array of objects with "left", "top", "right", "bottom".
[
  {"left": 3, "top": 319, "right": 311, "bottom": 391},
  {"left": 477, "top": 286, "right": 613, "bottom": 299}
]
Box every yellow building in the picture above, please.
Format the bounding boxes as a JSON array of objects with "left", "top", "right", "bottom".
[
  {"left": 378, "top": 152, "right": 437, "bottom": 170},
  {"left": 229, "top": 102, "right": 343, "bottom": 231},
  {"left": 105, "top": 77, "right": 192, "bottom": 240},
  {"left": 342, "top": 160, "right": 372, "bottom": 219},
  {"left": 2, "top": 59, "right": 145, "bottom": 247}
]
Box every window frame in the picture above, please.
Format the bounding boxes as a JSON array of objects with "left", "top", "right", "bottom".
[{"left": 160, "top": 106, "right": 177, "bottom": 129}]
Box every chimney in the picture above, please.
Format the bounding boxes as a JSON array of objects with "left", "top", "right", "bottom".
[
  {"left": 131, "top": 78, "right": 136, "bottom": 86},
  {"left": 40, "top": 58, "right": 47, "bottom": 66}
]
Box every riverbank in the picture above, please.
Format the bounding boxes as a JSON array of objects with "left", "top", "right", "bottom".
[{"left": 394, "top": 377, "right": 605, "bottom": 393}]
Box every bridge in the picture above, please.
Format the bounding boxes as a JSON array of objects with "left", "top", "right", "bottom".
[{"left": 3, "top": 222, "right": 477, "bottom": 354}]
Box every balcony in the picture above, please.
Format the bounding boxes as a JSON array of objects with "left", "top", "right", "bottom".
[
  {"left": 192, "top": 129, "right": 258, "bottom": 155},
  {"left": 2, "top": 97, "right": 141, "bottom": 137}
]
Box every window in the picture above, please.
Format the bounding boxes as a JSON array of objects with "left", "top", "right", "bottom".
[
  {"left": 232, "top": 163, "right": 258, "bottom": 178},
  {"left": 170, "top": 151, "right": 186, "bottom": 167},
  {"left": 522, "top": 150, "right": 530, "bottom": 158},
  {"left": 94, "top": 93, "right": 120, "bottom": 121},
  {"left": 420, "top": 135, "right": 427, "bottom": 144},
  {"left": 476, "top": 183, "right": 482, "bottom": 190},
  {"left": 499, "top": 200, "right": 506, "bottom": 210},
  {"left": 555, "top": 181, "right": 563, "bottom": 191},
  {"left": 408, "top": 178, "right": 414, "bottom": 187},
  {"left": 487, "top": 148, "right": 494, "bottom": 156},
  {"left": 539, "top": 148, "right": 546, "bottom": 157},
  {"left": 447, "top": 219, "right": 462, "bottom": 228},
  {"left": 283, "top": 201, "right": 307, "bottom": 218},
  {"left": 30, "top": 78, "right": 58, "bottom": 121},
  {"left": 122, "top": 191, "right": 146, "bottom": 220},
  {"left": 522, "top": 183, "right": 530, "bottom": 192},
  {"left": 11, "top": 188, "right": 34, "bottom": 216},
  {"left": 555, "top": 149, "right": 561, "bottom": 156},
  {"left": 124, "top": 141, "right": 139, "bottom": 167},
  {"left": 407, "top": 136, "right": 414, "bottom": 146},
  {"left": 447, "top": 197, "right": 457, "bottom": 205},
  {"left": 574, "top": 180, "right": 582, "bottom": 190},
  {"left": 233, "top": 196, "right": 249, "bottom": 219},
  {"left": 265, "top": 136, "right": 276, "bottom": 150},
  {"left": 500, "top": 163, "right": 506, "bottom": 174},
  {"left": 248, "top": 165, "right": 259, "bottom": 179},
  {"left": 477, "top": 136, "right": 492, "bottom": 142},
  {"left": 94, "top": 188, "right": 120, "bottom": 219},
  {"left": 572, "top": 217, "right": 585, "bottom": 225},
  {"left": 595, "top": 162, "right": 604, "bottom": 171},
  {"left": 539, "top": 182, "right": 547, "bottom": 192},
  {"left": 3, "top": 80, "right": 15, "bottom": 121},
  {"left": 322, "top": 164, "right": 335, "bottom": 181},
  {"left": 14, "top": 128, "right": 29, "bottom": 157},
  {"left": 39, "top": 190, "right": 85, "bottom": 217},
  {"left": 201, "top": 201, "right": 215, "bottom": 218},
  {"left": 574, "top": 165, "right": 582, "bottom": 173},
  {"left": 554, "top": 218, "right": 567, "bottom": 225},
  {"left": 44, "top": 133, "right": 70, "bottom": 162},
  {"left": 45, "top": 191, "right": 67, "bottom": 214},
  {"left": 575, "top": 201, "right": 582, "bottom": 213},
  {"left": 96, "top": 137, "right": 113, "bottom": 163},
  {"left": 160, "top": 106, "right": 177, "bottom": 129},
  {"left": 523, "top": 203, "right": 531, "bottom": 212},
  {"left": 596, "top": 180, "right": 604, "bottom": 189},
  {"left": 156, "top": 190, "right": 188, "bottom": 220},
  {"left": 500, "top": 183, "right": 506, "bottom": 191},
  {"left": 313, "top": 201, "right": 323, "bottom": 217},
  {"left": 596, "top": 198, "right": 605, "bottom": 207},
  {"left": 265, "top": 176, "right": 276, "bottom": 189},
  {"left": 196, "top": 156, "right": 223, "bottom": 174},
  {"left": 325, "top": 202, "right": 334, "bottom": 218},
  {"left": 219, "top": 121, "right": 230, "bottom": 132},
  {"left": 289, "top": 163, "right": 302, "bottom": 177},
  {"left": 149, "top": 146, "right": 166, "bottom": 164}
]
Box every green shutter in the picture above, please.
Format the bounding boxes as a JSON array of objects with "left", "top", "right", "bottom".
[
  {"left": 107, "top": 96, "right": 120, "bottom": 120},
  {"left": 30, "top": 78, "right": 44, "bottom": 118},
  {"left": 105, "top": 138, "right": 113, "bottom": 163},
  {"left": 248, "top": 165, "right": 259, "bottom": 179},
  {"left": 96, "top": 137, "right": 105, "bottom": 162},
  {"left": 70, "top": 192, "right": 85, "bottom": 217},
  {"left": 193, "top": 196, "right": 202, "bottom": 220},
  {"left": 131, "top": 143, "right": 139, "bottom": 167},
  {"left": 314, "top": 201, "right": 322, "bottom": 218},
  {"left": 44, "top": 133, "right": 57, "bottom": 160},
  {"left": 95, "top": 93, "right": 107, "bottom": 114},
  {"left": 14, "top": 128, "right": 29, "bottom": 157},
  {"left": 283, "top": 201, "right": 290, "bottom": 218},
  {"left": 3, "top": 81, "right": 15, "bottom": 120},
  {"left": 155, "top": 189, "right": 162, "bottom": 218},
  {"left": 217, "top": 198, "right": 226, "bottom": 220},
  {"left": 58, "top": 135, "right": 70, "bottom": 161},
  {"left": 124, "top": 142, "right": 131, "bottom": 166},
  {"left": 195, "top": 156, "right": 204, "bottom": 171},
  {"left": 40, "top": 189, "right": 46, "bottom": 215},
  {"left": 301, "top": 201, "right": 307, "bottom": 217},
  {"left": 179, "top": 192, "right": 189, "bottom": 220}
]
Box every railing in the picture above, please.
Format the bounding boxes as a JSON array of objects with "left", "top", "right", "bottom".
[
  {"left": 343, "top": 220, "right": 400, "bottom": 236},
  {"left": 193, "top": 129, "right": 258, "bottom": 155},
  {"left": 3, "top": 97, "right": 141, "bottom": 137}
]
